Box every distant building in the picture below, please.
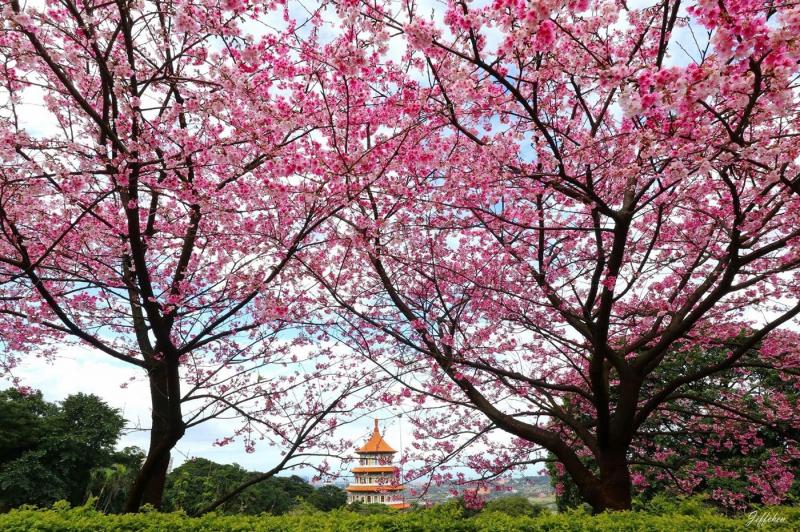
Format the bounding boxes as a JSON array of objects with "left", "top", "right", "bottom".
[{"left": 346, "top": 419, "right": 409, "bottom": 509}]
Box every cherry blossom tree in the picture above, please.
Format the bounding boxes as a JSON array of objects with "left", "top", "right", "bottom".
[
  {"left": 0, "top": 0, "right": 390, "bottom": 511},
  {"left": 302, "top": 0, "right": 800, "bottom": 512},
  {"left": 630, "top": 335, "right": 799, "bottom": 510},
  {"left": 549, "top": 337, "right": 800, "bottom": 511},
  {"left": 4, "top": 0, "right": 800, "bottom": 514}
]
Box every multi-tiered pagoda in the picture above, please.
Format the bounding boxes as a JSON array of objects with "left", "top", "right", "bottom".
[{"left": 346, "top": 419, "right": 408, "bottom": 508}]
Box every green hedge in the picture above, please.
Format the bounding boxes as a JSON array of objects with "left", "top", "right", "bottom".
[{"left": 0, "top": 500, "right": 797, "bottom": 531}]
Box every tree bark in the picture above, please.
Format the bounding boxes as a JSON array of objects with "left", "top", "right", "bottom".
[
  {"left": 553, "top": 451, "right": 633, "bottom": 513},
  {"left": 123, "top": 360, "right": 185, "bottom": 512},
  {"left": 592, "top": 450, "right": 633, "bottom": 513}
]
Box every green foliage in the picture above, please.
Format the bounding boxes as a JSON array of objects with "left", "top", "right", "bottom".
[
  {"left": 632, "top": 493, "right": 710, "bottom": 516},
  {"left": 0, "top": 389, "right": 126, "bottom": 511},
  {"left": 0, "top": 449, "right": 67, "bottom": 509},
  {"left": 448, "top": 497, "right": 481, "bottom": 518},
  {"left": 347, "top": 501, "right": 397, "bottom": 515},
  {"left": 420, "top": 498, "right": 465, "bottom": 520},
  {"left": 0, "top": 500, "right": 797, "bottom": 531},
  {"left": 482, "top": 495, "right": 545, "bottom": 517},
  {"left": 0, "top": 389, "right": 54, "bottom": 463},
  {"left": 163, "top": 458, "right": 314, "bottom": 515},
  {"left": 85, "top": 446, "right": 146, "bottom": 513},
  {"left": 49, "top": 393, "right": 127, "bottom": 505},
  {"left": 307, "top": 485, "right": 347, "bottom": 511}
]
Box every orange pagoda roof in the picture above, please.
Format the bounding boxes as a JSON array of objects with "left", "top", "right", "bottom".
[{"left": 357, "top": 419, "right": 396, "bottom": 453}]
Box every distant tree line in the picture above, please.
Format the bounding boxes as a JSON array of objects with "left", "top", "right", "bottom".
[
  {"left": 0, "top": 388, "right": 126, "bottom": 511},
  {"left": 162, "top": 459, "right": 347, "bottom": 515},
  {"left": 0, "top": 389, "right": 346, "bottom": 514}
]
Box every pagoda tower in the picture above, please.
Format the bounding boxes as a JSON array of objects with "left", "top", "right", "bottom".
[{"left": 346, "top": 419, "right": 408, "bottom": 508}]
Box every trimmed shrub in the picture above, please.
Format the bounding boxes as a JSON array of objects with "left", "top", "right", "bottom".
[
  {"left": 0, "top": 500, "right": 797, "bottom": 531},
  {"left": 482, "top": 496, "right": 545, "bottom": 517}
]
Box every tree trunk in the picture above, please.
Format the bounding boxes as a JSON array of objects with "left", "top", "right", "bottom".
[
  {"left": 592, "top": 450, "right": 633, "bottom": 513},
  {"left": 552, "top": 443, "right": 634, "bottom": 514},
  {"left": 137, "top": 444, "right": 172, "bottom": 509},
  {"left": 124, "top": 361, "right": 184, "bottom": 512}
]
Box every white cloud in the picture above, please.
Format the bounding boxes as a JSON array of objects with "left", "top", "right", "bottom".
[{"left": 5, "top": 345, "right": 288, "bottom": 470}]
